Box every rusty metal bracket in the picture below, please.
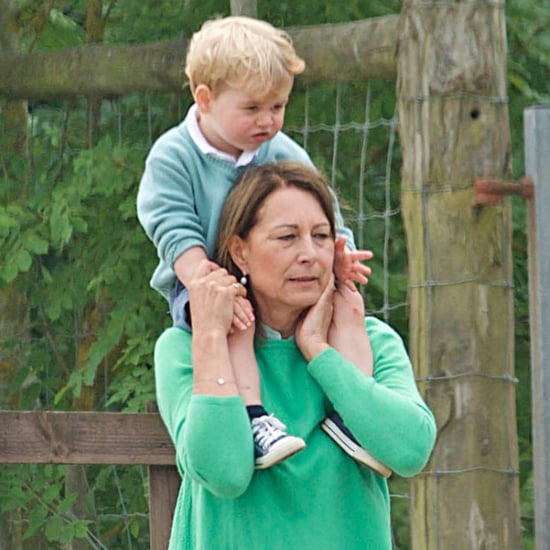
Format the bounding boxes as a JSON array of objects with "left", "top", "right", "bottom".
[{"left": 474, "top": 176, "right": 534, "bottom": 206}]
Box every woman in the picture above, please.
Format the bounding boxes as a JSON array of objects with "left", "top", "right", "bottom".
[{"left": 154, "top": 161, "right": 437, "bottom": 549}]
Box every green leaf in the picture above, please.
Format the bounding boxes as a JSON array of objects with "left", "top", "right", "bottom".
[
  {"left": 24, "top": 505, "right": 48, "bottom": 539},
  {"left": 1, "top": 261, "right": 18, "bottom": 283},
  {"left": 130, "top": 516, "right": 140, "bottom": 538},
  {"left": 49, "top": 201, "right": 73, "bottom": 247},
  {"left": 45, "top": 515, "right": 64, "bottom": 542},
  {"left": 57, "top": 492, "right": 78, "bottom": 514},
  {"left": 16, "top": 249, "right": 32, "bottom": 272},
  {"left": 59, "top": 522, "right": 75, "bottom": 544},
  {"left": 0, "top": 211, "right": 18, "bottom": 229},
  {"left": 45, "top": 298, "right": 62, "bottom": 321},
  {"left": 43, "top": 482, "right": 62, "bottom": 503},
  {"left": 41, "top": 265, "right": 53, "bottom": 284},
  {"left": 24, "top": 232, "right": 49, "bottom": 255},
  {"left": 74, "top": 520, "right": 91, "bottom": 538}
]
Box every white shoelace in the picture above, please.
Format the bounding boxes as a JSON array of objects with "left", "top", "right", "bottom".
[{"left": 251, "top": 415, "right": 287, "bottom": 449}]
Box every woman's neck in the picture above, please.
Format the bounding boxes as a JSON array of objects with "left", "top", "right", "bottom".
[{"left": 259, "top": 311, "right": 301, "bottom": 340}]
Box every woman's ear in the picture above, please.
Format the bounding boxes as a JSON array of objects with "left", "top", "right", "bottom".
[
  {"left": 194, "top": 84, "right": 213, "bottom": 114},
  {"left": 227, "top": 235, "right": 248, "bottom": 273}
]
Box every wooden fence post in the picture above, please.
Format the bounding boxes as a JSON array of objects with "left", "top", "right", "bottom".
[
  {"left": 524, "top": 105, "right": 550, "bottom": 550},
  {"left": 230, "top": 0, "right": 257, "bottom": 18},
  {"left": 147, "top": 402, "right": 181, "bottom": 550},
  {"left": 397, "top": 0, "right": 522, "bottom": 547}
]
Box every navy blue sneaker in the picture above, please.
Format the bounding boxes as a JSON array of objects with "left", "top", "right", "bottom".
[
  {"left": 251, "top": 415, "right": 306, "bottom": 470},
  {"left": 321, "top": 412, "right": 392, "bottom": 478}
]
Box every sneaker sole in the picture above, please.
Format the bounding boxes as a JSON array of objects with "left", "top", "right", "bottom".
[
  {"left": 321, "top": 418, "right": 392, "bottom": 478},
  {"left": 255, "top": 436, "right": 306, "bottom": 470}
]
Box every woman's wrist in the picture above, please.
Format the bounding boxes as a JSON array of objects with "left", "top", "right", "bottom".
[
  {"left": 302, "top": 342, "right": 331, "bottom": 363},
  {"left": 192, "top": 377, "right": 239, "bottom": 396},
  {"left": 192, "top": 331, "right": 238, "bottom": 395}
]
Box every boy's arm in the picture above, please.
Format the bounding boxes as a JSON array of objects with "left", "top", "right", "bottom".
[
  {"left": 333, "top": 236, "right": 373, "bottom": 290},
  {"left": 328, "top": 187, "right": 373, "bottom": 288},
  {"left": 173, "top": 246, "right": 209, "bottom": 288},
  {"left": 329, "top": 186, "right": 355, "bottom": 249},
  {"left": 137, "top": 135, "right": 211, "bottom": 277}
]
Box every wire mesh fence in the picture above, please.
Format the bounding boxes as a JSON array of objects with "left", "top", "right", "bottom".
[{"left": 1, "top": 78, "right": 413, "bottom": 548}]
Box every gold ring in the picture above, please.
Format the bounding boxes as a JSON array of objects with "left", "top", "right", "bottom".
[{"left": 232, "top": 283, "right": 240, "bottom": 289}]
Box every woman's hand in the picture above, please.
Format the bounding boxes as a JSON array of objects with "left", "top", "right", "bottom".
[
  {"left": 189, "top": 260, "right": 245, "bottom": 396},
  {"left": 328, "top": 282, "right": 374, "bottom": 376},
  {"left": 295, "top": 274, "right": 335, "bottom": 362}
]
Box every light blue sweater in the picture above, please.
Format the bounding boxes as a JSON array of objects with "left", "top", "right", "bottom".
[
  {"left": 137, "top": 116, "right": 354, "bottom": 300},
  {"left": 154, "top": 316, "right": 437, "bottom": 549}
]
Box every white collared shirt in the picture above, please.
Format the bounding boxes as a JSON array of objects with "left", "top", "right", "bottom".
[
  {"left": 186, "top": 104, "right": 259, "bottom": 167},
  {"left": 262, "top": 324, "right": 295, "bottom": 341}
]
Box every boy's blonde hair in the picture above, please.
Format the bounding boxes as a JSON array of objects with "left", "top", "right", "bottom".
[{"left": 185, "top": 16, "right": 305, "bottom": 98}]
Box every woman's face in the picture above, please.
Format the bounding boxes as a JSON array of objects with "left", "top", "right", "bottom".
[{"left": 237, "top": 186, "right": 335, "bottom": 330}]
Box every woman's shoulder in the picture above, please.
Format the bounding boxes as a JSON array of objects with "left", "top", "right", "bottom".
[
  {"left": 154, "top": 328, "right": 193, "bottom": 377},
  {"left": 155, "top": 326, "right": 192, "bottom": 353},
  {"left": 365, "top": 315, "right": 405, "bottom": 344}
]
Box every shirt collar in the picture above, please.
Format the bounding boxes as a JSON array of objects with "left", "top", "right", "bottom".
[
  {"left": 261, "top": 324, "right": 295, "bottom": 341},
  {"left": 186, "top": 104, "right": 259, "bottom": 167}
]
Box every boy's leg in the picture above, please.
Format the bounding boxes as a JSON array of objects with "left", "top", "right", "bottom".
[
  {"left": 324, "top": 285, "right": 392, "bottom": 478},
  {"left": 227, "top": 324, "right": 262, "bottom": 406},
  {"left": 172, "top": 281, "right": 305, "bottom": 469},
  {"left": 228, "top": 325, "right": 305, "bottom": 469}
]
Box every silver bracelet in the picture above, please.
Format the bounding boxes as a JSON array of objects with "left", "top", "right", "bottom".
[{"left": 195, "top": 377, "right": 236, "bottom": 386}]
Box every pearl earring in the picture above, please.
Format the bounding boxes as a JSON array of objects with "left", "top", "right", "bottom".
[{"left": 240, "top": 273, "right": 248, "bottom": 286}]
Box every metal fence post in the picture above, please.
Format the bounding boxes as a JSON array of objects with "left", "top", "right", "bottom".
[{"left": 524, "top": 104, "right": 550, "bottom": 550}]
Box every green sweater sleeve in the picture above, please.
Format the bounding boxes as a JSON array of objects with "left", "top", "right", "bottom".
[
  {"left": 306, "top": 316, "right": 436, "bottom": 477},
  {"left": 154, "top": 327, "right": 254, "bottom": 498}
]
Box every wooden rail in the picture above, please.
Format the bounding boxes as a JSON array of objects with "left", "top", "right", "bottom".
[
  {"left": 0, "top": 16, "right": 398, "bottom": 100},
  {"left": 0, "top": 410, "right": 180, "bottom": 550}
]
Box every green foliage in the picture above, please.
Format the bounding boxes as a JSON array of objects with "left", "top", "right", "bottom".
[
  {"left": 507, "top": 0, "right": 550, "bottom": 177},
  {"left": 0, "top": 96, "right": 165, "bottom": 545},
  {"left": 0, "top": 463, "right": 149, "bottom": 547},
  {"left": 0, "top": 464, "right": 90, "bottom": 545},
  {"left": 520, "top": 472, "right": 535, "bottom": 550},
  {"left": 260, "top": 0, "right": 400, "bottom": 26}
]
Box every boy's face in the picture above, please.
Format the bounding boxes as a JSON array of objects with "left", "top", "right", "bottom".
[{"left": 195, "top": 78, "right": 293, "bottom": 159}]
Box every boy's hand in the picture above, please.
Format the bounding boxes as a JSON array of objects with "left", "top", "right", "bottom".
[
  {"left": 333, "top": 236, "right": 373, "bottom": 291},
  {"left": 231, "top": 294, "right": 255, "bottom": 332}
]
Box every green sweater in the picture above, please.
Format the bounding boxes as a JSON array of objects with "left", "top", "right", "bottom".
[
  {"left": 155, "top": 317, "right": 436, "bottom": 550},
  {"left": 154, "top": 316, "right": 436, "bottom": 550}
]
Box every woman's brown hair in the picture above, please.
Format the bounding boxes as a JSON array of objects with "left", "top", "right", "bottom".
[{"left": 216, "top": 160, "right": 336, "bottom": 285}]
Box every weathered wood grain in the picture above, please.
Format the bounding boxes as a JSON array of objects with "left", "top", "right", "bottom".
[
  {"left": 397, "top": 1, "right": 521, "bottom": 548},
  {"left": 0, "top": 410, "right": 175, "bottom": 465},
  {"left": 0, "top": 16, "right": 398, "bottom": 100}
]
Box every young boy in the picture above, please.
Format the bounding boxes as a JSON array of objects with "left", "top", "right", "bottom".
[{"left": 137, "top": 16, "right": 390, "bottom": 477}]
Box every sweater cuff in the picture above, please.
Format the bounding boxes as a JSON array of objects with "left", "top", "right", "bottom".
[{"left": 306, "top": 346, "right": 376, "bottom": 408}]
